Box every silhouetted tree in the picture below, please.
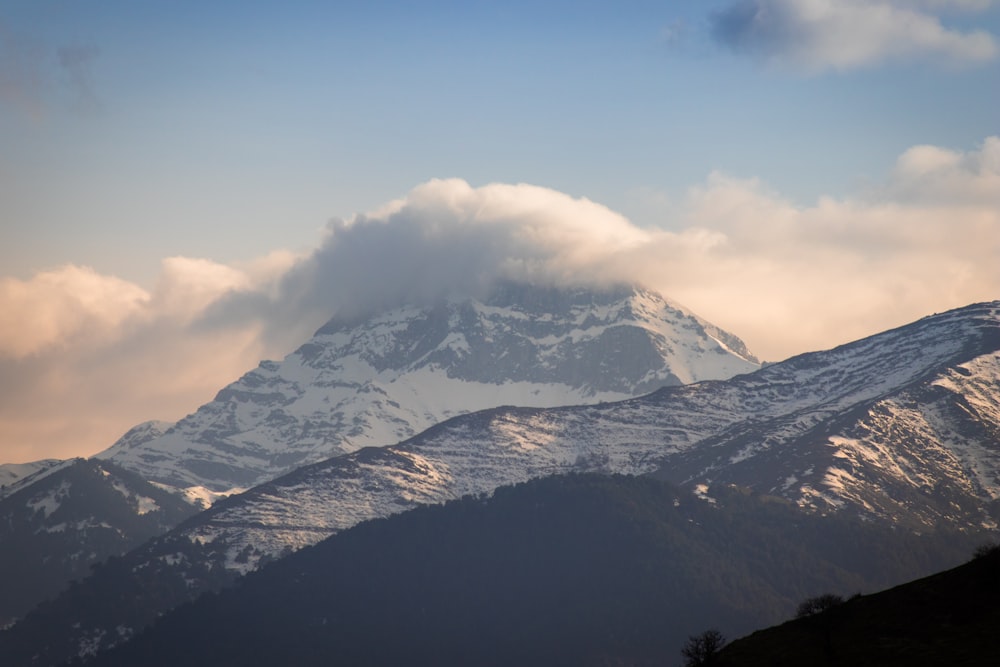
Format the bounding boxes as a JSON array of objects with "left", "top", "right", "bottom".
[
  {"left": 795, "top": 593, "right": 843, "bottom": 618},
  {"left": 680, "top": 629, "right": 725, "bottom": 666},
  {"left": 971, "top": 541, "right": 1000, "bottom": 560},
  {"left": 795, "top": 593, "right": 846, "bottom": 656}
]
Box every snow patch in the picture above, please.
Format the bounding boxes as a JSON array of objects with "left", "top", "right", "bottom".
[
  {"left": 110, "top": 479, "right": 160, "bottom": 515},
  {"left": 693, "top": 484, "right": 717, "bottom": 504},
  {"left": 77, "top": 629, "right": 107, "bottom": 658},
  {"left": 27, "top": 481, "right": 71, "bottom": 518},
  {"left": 179, "top": 485, "right": 245, "bottom": 508}
]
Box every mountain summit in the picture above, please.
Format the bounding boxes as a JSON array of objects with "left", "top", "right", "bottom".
[
  {"left": 6, "top": 302, "right": 997, "bottom": 666},
  {"left": 160, "top": 300, "right": 1000, "bottom": 576},
  {"left": 97, "top": 282, "right": 759, "bottom": 493}
]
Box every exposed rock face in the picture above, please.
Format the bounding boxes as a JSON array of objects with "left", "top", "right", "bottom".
[
  {"left": 172, "top": 301, "right": 1000, "bottom": 577},
  {"left": 97, "top": 282, "right": 759, "bottom": 492},
  {"left": 7, "top": 302, "right": 996, "bottom": 667}
]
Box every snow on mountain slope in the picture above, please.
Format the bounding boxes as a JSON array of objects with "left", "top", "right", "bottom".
[
  {"left": 168, "top": 302, "right": 1000, "bottom": 569},
  {"left": 7, "top": 302, "right": 999, "bottom": 666},
  {"left": 0, "top": 460, "right": 65, "bottom": 500},
  {"left": 96, "top": 282, "right": 759, "bottom": 493},
  {"left": 653, "top": 306, "right": 1000, "bottom": 529},
  {"left": 0, "top": 458, "right": 198, "bottom": 628}
]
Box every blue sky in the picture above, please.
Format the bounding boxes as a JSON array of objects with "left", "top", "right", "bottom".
[{"left": 2, "top": 0, "right": 999, "bottom": 461}]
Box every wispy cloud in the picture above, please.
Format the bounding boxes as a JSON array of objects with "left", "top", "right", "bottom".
[
  {"left": 710, "top": 0, "right": 997, "bottom": 71},
  {"left": 886, "top": 135, "right": 1000, "bottom": 203},
  {"left": 1, "top": 137, "right": 998, "bottom": 463},
  {"left": 57, "top": 43, "right": 101, "bottom": 113}
]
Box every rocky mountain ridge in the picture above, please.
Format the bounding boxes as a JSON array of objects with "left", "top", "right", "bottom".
[
  {"left": 5, "top": 301, "right": 997, "bottom": 665},
  {"left": 0, "top": 281, "right": 759, "bottom": 653},
  {"left": 96, "top": 282, "right": 759, "bottom": 493},
  {"left": 0, "top": 459, "right": 64, "bottom": 500},
  {"left": 0, "top": 459, "right": 197, "bottom": 627},
  {"left": 176, "top": 302, "right": 1000, "bottom": 574}
]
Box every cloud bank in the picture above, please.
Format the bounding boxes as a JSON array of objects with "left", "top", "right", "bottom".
[
  {"left": 228, "top": 180, "right": 653, "bottom": 342},
  {"left": 1, "top": 137, "right": 998, "bottom": 462},
  {"left": 711, "top": 0, "right": 998, "bottom": 71}
]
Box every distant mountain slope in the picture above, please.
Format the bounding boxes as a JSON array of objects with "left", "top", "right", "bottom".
[
  {"left": 4, "top": 302, "right": 998, "bottom": 666},
  {"left": 652, "top": 303, "right": 1000, "bottom": 530},
  {"left": 715, "top": 544, "right": 1000, "bottom": 666},
  {"left": 97, "top": 282, "right": 759, "bottom": 492},
  {"left": 0, "top": 459, "right": 63, "bottom": 499},
  {"left": 165, "top": 301, "right": 1000, "bottom": 575},
  {"left": 77, "top": 475, "right": 985, "bottom": 667},
  {"left": 0, "top": 459, "right": 197, "bottom": 628}
]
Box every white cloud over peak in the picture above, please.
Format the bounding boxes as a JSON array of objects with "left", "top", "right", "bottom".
[
  {"left": 1, "top": 137, "right": 998, "bottom": 463},
  {"left": 711, "top": 0, "right": 998, "bottom": 71},
  {"left": 265, "top": 179, "right": 652, "bottom": 323}
]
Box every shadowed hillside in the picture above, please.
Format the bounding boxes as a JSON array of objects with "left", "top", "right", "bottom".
[
  {"left": 715, "top": 544, "right": 1000, "bottom": 666},
  {"left": 76, "top": 474, "right": 987, "bottom": 667}
]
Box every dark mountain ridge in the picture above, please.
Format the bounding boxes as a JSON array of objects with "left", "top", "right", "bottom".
[
  {"left": 0, "top": 459, "right": 197, "bottom": 627},
  {"left": 77, "top": 474, "right": 988, "bottom": 667},
  {"left": 715, "top": 543, "right": 1000, "bottom": 666},
  {"left": 3, "top": 300, "right": 998, "bottom": 665}
]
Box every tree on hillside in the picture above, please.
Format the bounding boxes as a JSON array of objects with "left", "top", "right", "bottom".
[
  {"left": 795, "top": 593, "right": 846, "bottom": 655},
  {"left": 971, "top": 541, "right": 1000, "bottom": 560},
  {"left": 680, "top": 629, "right": 725, "bottom": 666},
  {"left": 795, "top": 593, "right": 843, "bottom": 618}
]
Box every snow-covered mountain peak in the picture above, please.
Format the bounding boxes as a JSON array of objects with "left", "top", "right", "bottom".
[
  {"left": 97, "top": 282, "right": 759, "bottom": 493},
  {"left": 312, "top": 281, "right": 757, "bottom": 389},
  {"left": 11, "top": 301, "right": 999, "bottom": 666},
  {"left": 173, "top": 299, "right": 1000, "bottom": 572}
]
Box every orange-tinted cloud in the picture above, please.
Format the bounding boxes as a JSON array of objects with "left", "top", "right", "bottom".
[{"left": 1, "top": 137, "right": 997, "bottom": 463}]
